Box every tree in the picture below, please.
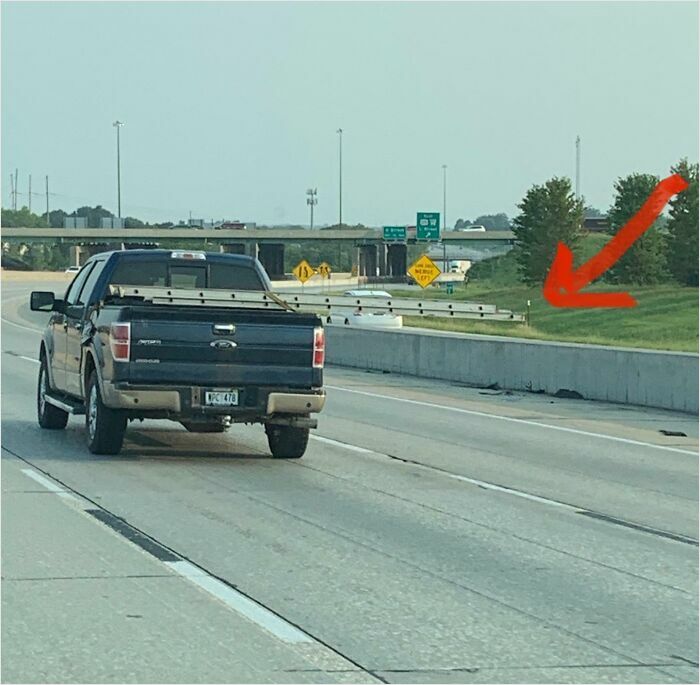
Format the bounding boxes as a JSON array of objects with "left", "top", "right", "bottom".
[
  {"left": 454, "top": 218, "right": 470, "bottom": 229},
  {"left": 124, "top": 216, "right": 146, "bottom": 228},
  {"left": 49, "top": 209, "right": 67, "bottom": 228},
  {"left": 72, "top": 205, "right": 114, "bottom": 228},
  {"left": 473, "top": 213, "right": 511, "bottom": 230},
  {"left": 511, "top": 177, "right": 584, "bottom": 285},
  {"left": 605, "top": 173, "right": 668, "bottom": 285},
  {"left": 666, "top": 159, "right": 699, "bottom": 286},
  {"left": 1, "top": 207, "right": 46, "bottom": 227},
  {"left": 584, "top": 206, "right": 605, "bottom": 218}
]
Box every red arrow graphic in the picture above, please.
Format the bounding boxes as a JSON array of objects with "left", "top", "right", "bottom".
[{"left": 543, "top": 173, "right": 689, "bottom": 308}]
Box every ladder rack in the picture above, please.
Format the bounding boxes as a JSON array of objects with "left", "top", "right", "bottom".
[{"left": 108, "top": 285, "right": 525, "bottom": 322}]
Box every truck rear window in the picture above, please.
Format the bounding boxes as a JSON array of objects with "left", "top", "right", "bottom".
[{"left": 108, "top": 260, "right": 264, "bottom": 291}]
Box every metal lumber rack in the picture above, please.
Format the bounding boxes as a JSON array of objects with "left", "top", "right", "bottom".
[{"left": 108, "top": 285, "right": 525, "bottom": 322}]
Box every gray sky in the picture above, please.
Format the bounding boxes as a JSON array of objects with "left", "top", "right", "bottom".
[{"left": 2, "top": 1, "right": 698, "bottom": 226}]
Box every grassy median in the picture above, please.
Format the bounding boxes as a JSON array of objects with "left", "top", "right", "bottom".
[{"left": 399, "top": 283, "right": 698, "bottom": 352}]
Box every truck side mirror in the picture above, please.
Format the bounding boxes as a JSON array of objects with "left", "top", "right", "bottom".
[{"left": 30, "top": 291, "right": 59, "bottom": 312}]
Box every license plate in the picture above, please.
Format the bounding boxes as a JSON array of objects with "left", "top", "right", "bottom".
[{"left": 204, "top": 390, "right": 239, "bottom": 407}]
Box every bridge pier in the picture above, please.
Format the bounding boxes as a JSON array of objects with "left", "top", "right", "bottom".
[
  {"left": 257, "top": 243, "right": 285, "bottom": 278},
  {"left": 377, "top": 243, "right": 387, "bottom": 276},
  {"left": 219, "top": 243, "right": 246, "bottom": 255},
  {"left": 358, "top": 245, "right": 378, "bottom": 277},
  {"left": 386, "top": 244, "right": 408, "bottom": 278}
]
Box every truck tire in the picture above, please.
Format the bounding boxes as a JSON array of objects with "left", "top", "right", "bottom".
[
  {"left": 265, "top": 423, "right": 309, "bottom": 459},
  {"left": 37, "top": 357, "right": 69, "bottom": 430},
  {"left": 85, "top": 371, "right": 127, "bottom": 455},
  {"left": 181, "top": 421, "right": 227, "bottom": 433}
]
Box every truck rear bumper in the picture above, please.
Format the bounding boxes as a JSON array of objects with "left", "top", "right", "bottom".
[
  {"left": 266, "top": 392, "right": 325, "bottom": 414},
  {"left": 102, "top": 383, "right": 182, "bottom": 412},
  {"left": 101, "top": 381, "right": 325, "bottom": 417}
]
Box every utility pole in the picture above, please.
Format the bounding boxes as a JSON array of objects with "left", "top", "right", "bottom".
[
  {"left": 28, "top": 174, "right": 32, "bottom": 213},
  {"left": 306, "top": 188, "right": 318, "bottom": 230},
  {"left": 10, "top": 174, "right": 14, "bottom": 210},
  {"left": 575, "top": 135, "right": 581, "bottom": 200},
  {"left": 113, "top": 120, "right": 124, "bottom": 217},
  {"left": 45, "top": 176, "right": 50, "bottom": 227},
  {"left": 336, "top": 128, "right": 343, "bottom": 227},
  {"left": 442, "top": 164, "right": 447, "bottom": 273},
  {"left": 14, "top": 168, "right": 18, "bottom": 210}
]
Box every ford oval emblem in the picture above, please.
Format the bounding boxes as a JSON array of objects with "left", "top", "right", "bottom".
[{"left": 210, "top": 339, "right": 237, "bottom": 350}]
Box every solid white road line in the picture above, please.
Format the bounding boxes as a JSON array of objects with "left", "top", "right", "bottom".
[
  {"left": 1, "top": 318, "right": 42, "bottom": 334},
  {"left": 311, "top": 434, "right": 374, "bottom": 454},
  {"left": 164, "top": 560, "right": 313, "bottom": 643},
  {"left": 310, "top": 434, "right": 578, "bottom": 511},
  {"left": 21, "top": 468, "right": 78, "bottom": 502},
  {"left": 19, "top": 355, "right": 40, "bottom": 364},
  {"left": 325, "top": 384, "right": 697, "bottom": 456}
]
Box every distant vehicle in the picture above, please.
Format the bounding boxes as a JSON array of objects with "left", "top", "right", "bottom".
[
  {"left": 343, "top": 290, "right": 393, "bottom": 298},
  {"left": 328, "top": 290, "right": 403, "bottom": 328},
  {"left": 65, "top": 265, "right": 80, "bottom": 274},
  {"left": 449, "top": 260, "right": 471, "bottom": 274},
  {"left": 455, "top": 225, "right": 486, "bottom": 232},
  {"left": 217, "top": 221, "right": 247, "bottom": 230}
]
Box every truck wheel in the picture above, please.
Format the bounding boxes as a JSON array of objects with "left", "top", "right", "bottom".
[
  {"left": 85, "top": 371, "right": 126, "bottom": 455},
  {"left": 181, "top": 421, "right": 227, "bottom": 433},
  {"left": 265, "top": 424, "right": 309, "bottom": 459},
  {"left": 37, "top": 357, "right": 68, "bottom": 430}
]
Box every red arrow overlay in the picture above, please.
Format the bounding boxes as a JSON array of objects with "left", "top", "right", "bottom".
[{"left": 543, "top": 173, "right": 688, "bottom": 308}]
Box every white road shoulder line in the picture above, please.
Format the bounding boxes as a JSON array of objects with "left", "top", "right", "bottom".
[
  {"left": 164, "top": 560, "right": 313, "bottom": 643},
  {"left": 21, "top": 468, "right": 78, "bottom": 502},
  {"left": 326, "top": 384, "right": 697, "bottom": 455},
  {"left": 19, "top": 355, "right": 40, "bottom": 364},
  {"left": 1, "top": 318, "right": 42, "bottom": 334}
]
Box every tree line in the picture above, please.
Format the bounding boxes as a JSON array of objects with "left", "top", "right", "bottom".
[
  {"left": 512, "top": 159, "right": 698, "bottom": 287},
  {"left": 0, "top": 204, "right": 148, "bottom": 229}
]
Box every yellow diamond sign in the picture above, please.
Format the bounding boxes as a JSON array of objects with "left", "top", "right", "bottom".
[
  {"left": 292, "top": 259, "right": 316, "bottom": 284},
  {"left": 317, "top": 262, "right": 332, "bottom": 278},
  {"left": 407, "top": 254, "right": 441, "bottom": 288}
]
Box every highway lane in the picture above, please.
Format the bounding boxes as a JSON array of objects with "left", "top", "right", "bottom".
[{"left": 1, "top": 275, "right": 698, "bottom": 683}]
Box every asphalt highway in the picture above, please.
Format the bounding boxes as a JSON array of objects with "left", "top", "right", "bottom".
[{"left": 1, "top": 275, "right": 698, "bottom": 684}]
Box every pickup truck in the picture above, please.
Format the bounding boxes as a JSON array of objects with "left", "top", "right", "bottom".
[{"left": 30, "top": 249, "right": 325, "bottom": 458}]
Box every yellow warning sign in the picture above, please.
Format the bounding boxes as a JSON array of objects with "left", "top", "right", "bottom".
[
  {"left": 292, "top": 259, "right": 316, "bottom": 284},
  {"left": 407, "top": 254, "right": 441, "bottom": 289},
  {"left": 317, "top": 262, "right": 332, "bottom": 278}
]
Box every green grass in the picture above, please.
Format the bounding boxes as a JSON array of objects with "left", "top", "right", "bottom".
[{"left": 398, "top": 237, "right": 698, "bottom": 352}]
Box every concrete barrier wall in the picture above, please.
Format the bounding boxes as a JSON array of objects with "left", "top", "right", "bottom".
[{"left": 325, "top": 326, "right": 699, "bottom": 414}]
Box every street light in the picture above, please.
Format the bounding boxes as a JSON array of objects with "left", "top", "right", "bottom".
[
  {"left": 113, "top": 120, "right": 124, "bottom": 218},
  {"left": 336, "top": 128, "right": 343, "bottom": 227},
  {"left": 306, "top": 188, "right": 318, "bottom": 230}
]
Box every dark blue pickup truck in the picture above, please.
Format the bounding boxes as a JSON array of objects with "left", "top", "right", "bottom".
[{"left": 30, "top": 249, "right": 325, "bottom": 458}]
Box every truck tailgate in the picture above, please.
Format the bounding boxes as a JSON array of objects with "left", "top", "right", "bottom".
[{"left": 122, "top": 306, "right": 320, "bottom": 387}]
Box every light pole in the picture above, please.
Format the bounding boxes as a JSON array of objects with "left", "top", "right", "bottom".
[
  {"left": 575, "top": 135, "right": 581, "bottom": 200},
  {"left": 306, "top": 188, "right": 318, "bottom": 230},
  {"left": 113, "top": 120, "right": 124, "bottom": 218},
  {"left": 336, "top": 128, "right": 343, "bottom": 227},
  {"left": 442, "top": 164, "right": 447, "bottom": 272}
]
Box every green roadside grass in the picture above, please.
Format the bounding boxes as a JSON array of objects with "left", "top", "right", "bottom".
[{"left": 398, "top": 282, "right": 698, "bottom": 353}]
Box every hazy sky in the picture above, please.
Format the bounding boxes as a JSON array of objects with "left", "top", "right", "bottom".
[{"left": 2, "top": 1, "right": 698, "bottom": 226}]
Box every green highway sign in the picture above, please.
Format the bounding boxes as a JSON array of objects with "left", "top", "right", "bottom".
[
  {"left": 383, "top": 226, "right": 407, "bottom": 241},
  {"left": 417, "top": 212, "right": 440, "bottom": 240}
]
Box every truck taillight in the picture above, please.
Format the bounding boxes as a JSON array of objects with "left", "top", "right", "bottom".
[
  {"left": 313, "top": 327, "right": 325, "bottom": 369},
  {"left": 110, "top": 322, "right": 131, "bottom": 362}
]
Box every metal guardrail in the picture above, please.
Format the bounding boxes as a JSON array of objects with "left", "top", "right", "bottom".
[{"left": 108, "top": 285, "right": 525, "bottom": 322}]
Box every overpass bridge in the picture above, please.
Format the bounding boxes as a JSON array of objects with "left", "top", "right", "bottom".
[{"left": 1, "top": 227, "right": 515, "bottom": 277}]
